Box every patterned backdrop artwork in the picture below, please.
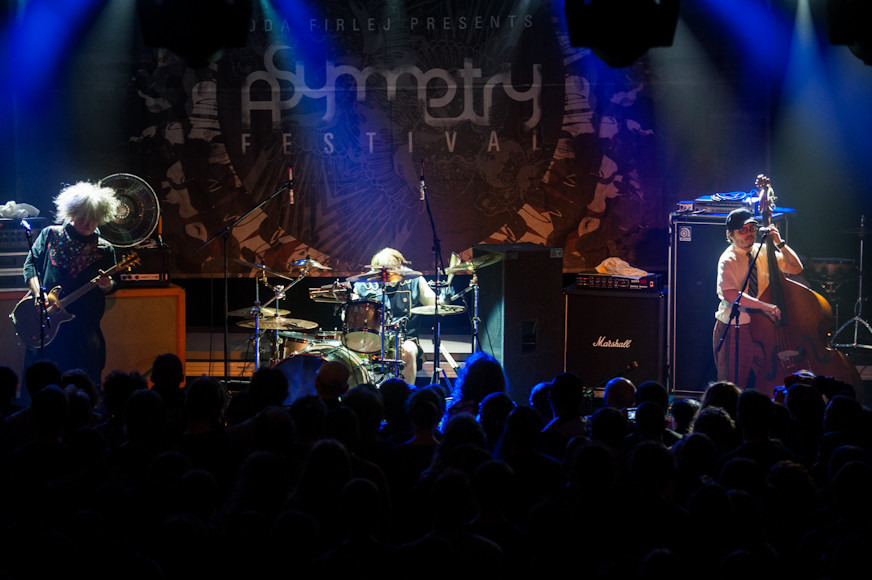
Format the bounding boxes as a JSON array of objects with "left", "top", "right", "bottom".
[{"left": 128, "top": 0, "right": 663, "bottom": 277}]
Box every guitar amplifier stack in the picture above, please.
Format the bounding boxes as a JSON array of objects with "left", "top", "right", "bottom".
[{"left": 0, "top": 218, "right": 48, "bottom": 290}]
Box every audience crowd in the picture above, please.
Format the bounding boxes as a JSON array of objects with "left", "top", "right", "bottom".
[{"left": 0, "top": 349, "right": 870, "bottom": 580}]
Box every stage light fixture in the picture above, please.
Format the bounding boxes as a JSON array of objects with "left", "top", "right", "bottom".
[
  {"left": 564, "top": 0, "right": 680, "bottom": 68},
  {"left": 137, "top": 0, "right": 253, "bottom": 67},
  {"left": 827, "top": 0, "right": 872, "bottom": 65}
]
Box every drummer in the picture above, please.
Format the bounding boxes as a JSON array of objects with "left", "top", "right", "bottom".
[{"left": 351, "top": 247, "right": 437, "bottom": 384}]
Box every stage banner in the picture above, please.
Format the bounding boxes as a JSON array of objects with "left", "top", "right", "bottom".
[{"left": 129, "top": 0, "right": 662, "bottom": 276}]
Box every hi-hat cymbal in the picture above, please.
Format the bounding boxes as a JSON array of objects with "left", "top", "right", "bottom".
[
  {"left": 227, "top": 306, "right": 291, "bottom": 317},
  {"left": 444, "top": 252, "right": 503, "bottom": 274},
  {"left": 347, "top": 267, "right": 422, "bottom": 283},
  {"left": 235, "top": 259, "right": 294, "bottom": 280},
  {"left": 236, "top": 317, "right": 319, "bottom": 331},
  {"left": 288, "top": 258, "right": 331, "bottom": 270},
  {"left": 410, "top": 304, "right": 466, "bottom": 316}
]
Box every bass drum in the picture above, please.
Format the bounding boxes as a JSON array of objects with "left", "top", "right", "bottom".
[{"left": 275, "top": 344, "right": 370, "bottom": 406}]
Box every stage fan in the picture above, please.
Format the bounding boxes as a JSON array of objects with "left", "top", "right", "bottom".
[{"left": 97, "top": 173, "right": 161, "bottom": 247}]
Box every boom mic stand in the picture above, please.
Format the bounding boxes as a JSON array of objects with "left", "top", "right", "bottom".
[{"left": 189, "top": 177, "right": 293, "bottom": 381}]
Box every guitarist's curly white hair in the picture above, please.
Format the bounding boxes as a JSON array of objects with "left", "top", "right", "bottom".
[{"left": 54, "top": 182, "right": 119, "bottom": 225}]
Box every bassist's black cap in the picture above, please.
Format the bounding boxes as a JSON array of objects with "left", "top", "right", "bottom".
[{"left": 726, "top": 208, "right": 758, "bottom": 231}]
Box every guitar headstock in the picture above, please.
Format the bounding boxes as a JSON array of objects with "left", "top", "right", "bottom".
[
  {"left": 116, "top": 251, "right": 141, "bottom": 273},
  {"left": 756, "top": 174, "right": 775, "bottom": 226}
]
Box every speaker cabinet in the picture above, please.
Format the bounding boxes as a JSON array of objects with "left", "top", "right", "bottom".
[
  {"left": 102, "top": 285, "right": 186, "bottom": 380},
  {"left": 0, "top": 291, "right": 28, "bottom": 385},
  {"left": 668, "top": 210, "right": 792, "bottom": 395},
  {"left": 564, "top": 289, "right": 666, "bottom": 389},
  {"left": 474, "top": 243, "right": 565, "bottom": 406}
]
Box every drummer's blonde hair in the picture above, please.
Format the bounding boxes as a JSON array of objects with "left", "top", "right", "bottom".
[
  {"left": 371, "top": 247, "right": 408, "bottom": 268},
  {"left": 54, "top": 182, "right": 119, "bottom": 226}
]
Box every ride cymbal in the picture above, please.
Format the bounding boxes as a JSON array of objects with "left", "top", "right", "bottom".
[
  {"left": 227, "top": 306, "right": 291, "bottom": 317},
  {"left": 236, "top": 317, "right": 319, "bottom": 330}
]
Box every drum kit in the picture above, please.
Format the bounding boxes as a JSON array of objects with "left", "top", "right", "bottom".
[{"left": 228, "top": 253, "right": 502, "bottom": 394}]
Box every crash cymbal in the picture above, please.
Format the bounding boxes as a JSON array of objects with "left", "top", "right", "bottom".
[
  {"left": 236, "top": 317, "right": 319, "bottom": 331},
  {"left": 444, "top": 252, "right": 503, "bottom": 274},
  {"left": 347, "top": 267, "right": 422, "bottom": 283},
  {"left": 227, "top": 306, "right": 291, "bottom": 317},
  {"left": 288, "top": 258, "right": 331, "bottom": 270},
  {"left": 235, "top": 259, "right": 294, "bottom": 280},
  {"left": 410, "top": 304, "right": 466, "bottom": 316}
]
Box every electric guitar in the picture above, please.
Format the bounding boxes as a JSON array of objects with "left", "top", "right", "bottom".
[{"left": 10, "top": 252, "right": 140, "bottom": 348}]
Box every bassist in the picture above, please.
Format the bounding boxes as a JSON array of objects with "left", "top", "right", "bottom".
[
  {"left": 23, "top": 182, "right": 119, "bottom": 388},
  {"left": 713, "top": 207, "right": 803, "bottom": 393}
]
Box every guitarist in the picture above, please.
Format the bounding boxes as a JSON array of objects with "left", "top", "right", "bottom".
[
  {"left": 712, "top": 207, "right": 803, "bottom": 392},
  {"left": 22, "top": 182, "right": 119, "bottom": 389}
]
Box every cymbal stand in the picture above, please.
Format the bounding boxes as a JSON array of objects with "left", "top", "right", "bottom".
[
  {"left": 833, "top": 215, "right": 872, "bottom": 350},
  {"left": 449, "top": 272, "right": 481, "bottom": 352},
  {"left": 252, "top": 275, "right": 262, "bottom": 370},
  {"left": 378, "top": 268, "right": 390, "bottom": 376},
  {"left": 257, "top": 265, "right": 311, "bottom": 367}
]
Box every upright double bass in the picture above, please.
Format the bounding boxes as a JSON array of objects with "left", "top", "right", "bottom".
[{"left": 749, "top": 175, "right": 861, "bottom": 395}]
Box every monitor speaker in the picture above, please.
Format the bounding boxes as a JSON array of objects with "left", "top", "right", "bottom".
[{"left": 474, "top": 243, "right": 565, "bottom": 406}]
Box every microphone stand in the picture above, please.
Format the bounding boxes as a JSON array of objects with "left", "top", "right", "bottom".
[
  {"left": 420, "top": 169, "right": 449, "bottom": 387},
  {"left": 716, "top": 236, "right": 766, "bottom": 386},
  {"left": 189, "top": 178, "right": 292, "bottom": 382},
  {"left": 21, "top": 220, "right": 49, "bottom": 359}
]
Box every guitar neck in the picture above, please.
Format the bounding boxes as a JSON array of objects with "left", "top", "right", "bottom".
[
  {"left": 56, "top": 259, "right": 127, "bottom": 310},
  {"left": 56, "top": 278, "right": 101, "bottom": 310}
]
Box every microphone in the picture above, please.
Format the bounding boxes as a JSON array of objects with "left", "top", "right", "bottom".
[
  {"left": 20, "top": 219, "right": 31, "bottom": 231},
  {"left": 419, "top": 158, "right": 425, "bottom": 201},
  {"left": 288, "top": 166, "right": 294, "bottom": 205}
]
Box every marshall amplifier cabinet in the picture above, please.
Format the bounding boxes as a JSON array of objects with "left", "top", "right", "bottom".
[{"left": 564, "top": 288, "right": 666, "bottom": 390}]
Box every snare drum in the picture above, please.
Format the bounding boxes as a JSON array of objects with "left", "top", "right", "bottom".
[
  {"left": 313, "top": 330, "right": 342, "bottom": 345},
  {"left": 274, "top": 344, "right": 370, "bottom": 406},
  {"left": 343, "top": 300, "right": 383, "bottom": 353}
]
